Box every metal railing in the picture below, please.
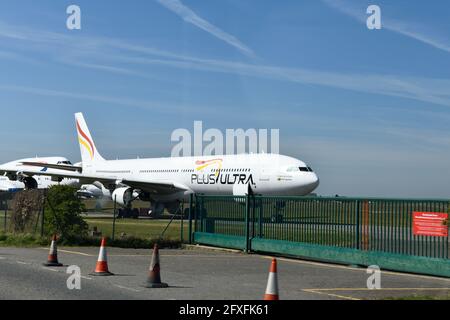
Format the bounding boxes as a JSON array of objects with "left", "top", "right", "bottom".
[{"left": 193, "top": 195, "right": 450, "bottom": 259}]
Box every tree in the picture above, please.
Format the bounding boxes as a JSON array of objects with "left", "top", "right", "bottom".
[{"left": 44, "top": 185, "right": 88, "bottom": 239}]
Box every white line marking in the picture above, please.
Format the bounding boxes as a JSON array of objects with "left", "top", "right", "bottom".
[
  {"left": 16, "top": 261, "right": 31, "bottom": 265},
  {"left": 56, "top": 249, "right": 94, "bottom": 257},
  {"left": 42, "top": 267, "right": 59, "bottom": 272},
  {"left": 81, "top": 276, "right": 93, "bottom": 280},
  {"left": 114, "top": 284, "right": 141, "bottom": 293}
]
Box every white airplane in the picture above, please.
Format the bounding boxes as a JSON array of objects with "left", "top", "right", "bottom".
[
  {"left": 3, "top": 113, "right": 319, "bottom": 215},
  {"left": 0, "top": 157, "right": 79, "bottom": 190},
  {"left": 77, "top": 181, "right": 111, "bottom": 199},
  {"left": 0, "top": 176, "right": 23, "bottom": 192},
  {"left": 0, "top": 158, "right": 111, "bottom": 200}
]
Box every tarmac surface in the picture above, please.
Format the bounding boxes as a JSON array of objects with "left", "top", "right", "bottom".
[{"left": 0, "top": 245, "right": 449, "bottom": 300}]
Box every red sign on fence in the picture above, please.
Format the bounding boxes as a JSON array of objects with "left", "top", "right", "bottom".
[{"left": 413, "top": 212, "right": 448, "bottom": 237}]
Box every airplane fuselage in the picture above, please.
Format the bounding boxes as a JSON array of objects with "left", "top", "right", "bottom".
[{"left": 83, "top": 153, "right": 319, "bottom": 200}]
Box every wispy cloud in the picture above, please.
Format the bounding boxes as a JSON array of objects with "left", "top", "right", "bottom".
[
  {"left": 1, "top": 20, "right": 450, "bottom": 108},
  {"left": 100, "top": 53, "right": 450, "bottom": 107},
  {"left": 321, "top": 0, "right": 450, "bottom": 54},
  {"left": 156, "top": 0, "right": 255, "bottom": 58},
  {"left": 0, "top": 84, "right": 190, "bottom": 114}
]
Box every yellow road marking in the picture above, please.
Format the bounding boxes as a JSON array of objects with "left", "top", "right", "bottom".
[
  {"left": 302, "top": 287, "right": 450, "bottom": 300},
  {"left": 259, "top": 255, "right": 450, "bottom": 282},
  {"left": 303, "top": 289, "right": 361, "bottom": 300},
  {"left": 39, "top": 247, "right": 236, "bottom": 258},
  {"left": 109, "top": 254, "right": 234, "bottom": 257},
  {"left": 307, "top": 287, "right": 450, "bottom": 292},
  {"left": 53, "top": 249, "right": 94, "bottom": 257}
]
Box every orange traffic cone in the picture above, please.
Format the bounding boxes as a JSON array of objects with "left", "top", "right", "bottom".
[
  {"left": 91, "top": 237, "right": 114, "bottom": 276},
  {"left": 264, "top": 259, "right": 279, "bottom": 300},
  {"left": 143, "top": 244, "right": 168, "bottom": 288},
  {"left": 43, "top": 234, "right": 63, "bottom": 267}
]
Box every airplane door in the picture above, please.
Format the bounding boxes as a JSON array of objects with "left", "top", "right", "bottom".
[{"left": 260, "top": 167, "right": 271, "bottom": 182}]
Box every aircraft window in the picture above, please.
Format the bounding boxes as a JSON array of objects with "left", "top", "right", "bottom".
[
  {"left": 308, "top": 167, "right": 313, "bottom": 172},
  {"left": 299, "top": 167, "right": 309, "bottom": 172}
]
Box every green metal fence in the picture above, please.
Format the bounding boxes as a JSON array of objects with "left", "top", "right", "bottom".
[{"left": 191, "top": 195, "right": 450, "bottom": 277}]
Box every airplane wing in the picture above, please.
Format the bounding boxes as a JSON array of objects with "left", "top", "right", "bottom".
[
  {"left": 120, "top": 179, "right": 190, "bottom": 195},
  {"left": 0, "top": 166, "right": 189, "bottom": 196},
  {"left": 20, "top": 162, "right": 82, "bottom": 173}
]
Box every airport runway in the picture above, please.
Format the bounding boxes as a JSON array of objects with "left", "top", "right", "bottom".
[{"left": 0, "top": 246, "right": 449, "bottom": 300}]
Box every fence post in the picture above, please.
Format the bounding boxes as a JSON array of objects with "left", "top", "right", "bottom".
[
  {"left": 258, "top": 197, "right": 263, "bottom": 238},
  {"left": 4, "top": 199, "right": 7, "bottom": 232},
  {"left": 355, "top": 200, "right": 360, "bottom": 250},
  {"left": 195, "top": 194, "right": 199, "bottom": 235},
  {"left": 180, "top": 201, "right": 184, "bottom": 243},
  {"left": 112, "top": 196, "right": 117, "bottom": 241},
  {"left": 188, "top": 194, "right": 193, "bottom": 244},
  {"left": 200, "top": 195, "right": 204, "bottom": 232},
  {"left": 40, "top": 191, "right": 45, "bottom": 237},
  {"left": 245, "top": 194, "right": 251, "bottom": 253}
]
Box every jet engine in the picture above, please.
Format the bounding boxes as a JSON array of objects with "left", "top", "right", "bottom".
[
  {"left": 165, "top": 201, "right": 182, "bottom": 215},
  {"left": 112, "top": 187, "right": 133, "bottom": 207},
  {"left": 22, "top": 176, "right": 38, "bottom": 190}
]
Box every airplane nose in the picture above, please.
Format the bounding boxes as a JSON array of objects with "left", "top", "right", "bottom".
[
  {"left": 309, "top": 173, "right": 319, "bottom": 189},
  {"left": 304, "top": 173, "right": 319, "bottom": 193}
]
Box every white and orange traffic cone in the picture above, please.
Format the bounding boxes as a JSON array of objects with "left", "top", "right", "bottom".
[
  {"left": 264, "top": 258, "right": 279, "bottom": 300},
  {"left": 91, "top": 237, "right": 114, "bottom": 276},
  {"left": 43, "top": 234, "right": 63, "bottom": 267},
  {"left": 143, "top": 244, "right": 168, "bottom": 288}
]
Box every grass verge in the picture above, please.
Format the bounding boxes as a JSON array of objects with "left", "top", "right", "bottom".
[
  {"left": 0, "top": 232, "right": 181, "bottom": 249},
  {"left": 84, "top": 217, "right": 188, "bottom": 240}
]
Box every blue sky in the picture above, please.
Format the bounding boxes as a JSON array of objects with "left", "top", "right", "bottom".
[{"left": 0, "top": 0, "right": 450, "bottom": 197}]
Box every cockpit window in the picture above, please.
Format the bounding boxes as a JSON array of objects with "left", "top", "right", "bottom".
[
  {"left": 287, "top": 166, "right": 314, "bottom": 172},
  {"left": 57, "top": 161, "right": 72, "bottom": 165}
]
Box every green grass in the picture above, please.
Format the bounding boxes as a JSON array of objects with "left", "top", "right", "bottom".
[
  {"left": 83, "top": 199, "right": 153, "bottom": 214},
  {"left": 0, "top": 232, "right": 181, "bottom": 249},
  {"left": 0, "top": 233, "right": 47, "bottom": 247},
  {"left": 84, "top": 217, "right": 189, "bottom": 241}
]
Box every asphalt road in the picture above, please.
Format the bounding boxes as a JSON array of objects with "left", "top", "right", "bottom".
[{"left": 0, "top": 246, "right": 449, "bottom": 300}]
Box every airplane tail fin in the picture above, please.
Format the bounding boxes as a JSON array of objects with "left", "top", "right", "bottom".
[{"left": 75, "top": 113, "right": 105, "bottom": 165}]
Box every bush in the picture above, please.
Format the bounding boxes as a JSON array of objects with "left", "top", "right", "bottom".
[
  {"left": 44, "top": 185, "right": 88, "bottom": 239},
  {"left": 10, "top": 190, "right": 44, "bottom": 233}
]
